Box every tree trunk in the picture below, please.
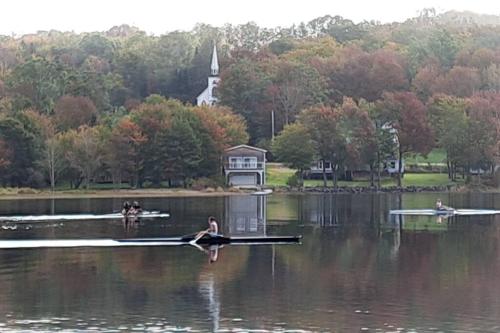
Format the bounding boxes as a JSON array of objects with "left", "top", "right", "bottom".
[
  {"left": 369, "top": 164, "right": 375, "bottom": 187},
  {"left": 377, "top": 162, "right": 382, "bottom": 189},
  {"left": 449, "top": 162, "right": 453, "bottom": 181},
  {"left": 322, "top": 160, "right": 327, "bottom": 188},
  {"left": 397, "top": 148, "right": 403, "bottom": 187},
  {"left": 333, "top": 164, "right": 338, "bottom": 189}
]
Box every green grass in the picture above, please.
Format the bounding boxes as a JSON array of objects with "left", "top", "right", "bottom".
[
  {"left": 405, "top": 149, "right": 446, "bottom": 165},
  {"left": 266, "top": 163, "right": 463, "bottom": 187},
  {"left": 266, "top": 163, "right": 296, "bottom": 186}
]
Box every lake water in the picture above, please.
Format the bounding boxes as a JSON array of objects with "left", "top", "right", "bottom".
[{"left": 0, "top": 192, "right": 499, "bottom": 332}]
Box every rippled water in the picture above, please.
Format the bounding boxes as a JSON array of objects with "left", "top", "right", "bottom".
[{"left": 0, "top": 192, "right": 498, "bottom": 332}]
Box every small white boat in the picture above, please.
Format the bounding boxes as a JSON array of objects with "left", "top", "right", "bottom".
[
  {"left": 0, "top": 211, "right": 169, "bottom": 222},
  {"left": 251, "top": 189, "right": 273, "bottom": 196},
  {"left": 389, "top": 209, "right": 500, "bottom": 216}
]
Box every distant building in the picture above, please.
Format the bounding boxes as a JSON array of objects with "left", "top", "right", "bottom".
[
  {"left": 304, "top": 158, "right": 404, "bottom": 180},
  {"left": 223, "top": 145, "right": 267, "bottom": 187},
  {"left": 196, "top": 44, "right": 220, "bottom": 106}
]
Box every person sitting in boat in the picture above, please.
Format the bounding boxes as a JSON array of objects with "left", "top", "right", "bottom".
[
  {"left": 121, "top": 201, "right": 131, "bottom": 215},
  {"left": 128, "top": 201, "right": 142, "bottom": 215},
  {"left": 191, "top": 216, "right": 219, "bottom": 243},
  {"left": 436, "top": 199, "right": 451, "bottom": 211}
]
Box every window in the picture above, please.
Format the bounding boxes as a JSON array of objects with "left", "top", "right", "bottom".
[
  {"left": 243, "top": 157, "right": 257, "bottom": 168},
  {"left": 229, "top": 157, "right": 242, "bottom": 168},
  {"left": 229, "top": 156, "right": 258, "bottom": 169}
]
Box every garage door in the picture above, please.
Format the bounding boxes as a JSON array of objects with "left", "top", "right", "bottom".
[{"left": 229, "top": 174, "right": 257, "bottom": 186}]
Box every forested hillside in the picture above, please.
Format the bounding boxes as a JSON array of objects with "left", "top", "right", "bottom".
[{"left": 0, "top": 10, "right": 499, "bottom": 188}]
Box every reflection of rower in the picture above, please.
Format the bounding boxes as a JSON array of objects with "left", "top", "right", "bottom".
[{"left": 190, "top": 217, "right": 219, "bottom": 244}]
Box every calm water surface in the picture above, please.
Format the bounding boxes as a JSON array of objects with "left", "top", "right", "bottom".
[{"left": 0, "top": 192, "right": 498, "bottom": 332}]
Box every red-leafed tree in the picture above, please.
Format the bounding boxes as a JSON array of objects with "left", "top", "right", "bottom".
[
  {"left": 465, "top": 92, "right": 500, "bottom": 177},
  {"left": 338, "top": 98, "right": 377, "bottom": 182},
  {"left": 412, "top": 63, "right": 442, "bottom": 101},
  {"left": 377, "top": 92, "right": 435, "bottom": 186},
  {"left": 433, "top": 66, "right": 481, "bottom": 98},
  {"left": 105, "top": 117, "right": 147, "bottom": 187},
  {"left": 329, "top": 47, "right": 409, "bottom": 103},
  {"left": 54, "top": 95, "right": 97, "bottom": 131},
  {"left": 300, "top": 105, "right": 345, "bottom": 187}
]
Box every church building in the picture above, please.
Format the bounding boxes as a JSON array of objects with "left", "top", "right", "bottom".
[{"left": 196, "top": 44, "right": 220, "bottom": 106}]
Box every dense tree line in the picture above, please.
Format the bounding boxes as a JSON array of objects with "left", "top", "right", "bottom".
[
  {"left": 0, "top": 11, "right": 499, "bottom": 188},
  {"left": 0, "top": 96, "right": 247, "bottom": 188}
]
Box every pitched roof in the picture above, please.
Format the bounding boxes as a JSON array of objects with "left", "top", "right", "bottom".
[{"left": 225, "top": 144, "right": 267, "bottom": 153}]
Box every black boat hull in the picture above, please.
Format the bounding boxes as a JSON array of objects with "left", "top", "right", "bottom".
[
  {"left": 117, "top": 235, "right": 302, "bottom": 245},
  {"left": 0, "top": 235, "right": 302, "bottom": 249}
]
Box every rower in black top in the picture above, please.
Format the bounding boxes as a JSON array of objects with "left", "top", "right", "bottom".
[{"left": 122, "top": 201, "right": 131, "bottom": 215}]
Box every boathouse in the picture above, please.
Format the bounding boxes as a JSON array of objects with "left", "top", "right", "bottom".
[{"left": 223, "top": 145, "right": 267, "bottom": 187}]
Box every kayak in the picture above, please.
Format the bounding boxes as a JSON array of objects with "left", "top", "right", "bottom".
[
  {"left": 389, "top": 209, "right": 500, "bottom": 216},
  {"left": 0, "top": 211, "right": 170, "bottom": 222}
]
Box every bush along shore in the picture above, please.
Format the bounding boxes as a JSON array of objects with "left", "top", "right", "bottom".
[{"left": 269, "top": 184, "right": 493, "bottom": 193}]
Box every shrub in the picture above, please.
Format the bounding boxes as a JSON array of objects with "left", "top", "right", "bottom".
[
  {"left": 191, "top": 176, "right": 226, "bottom": 190},
  {"left": 286, "top": 174, "right": 303, "bottom": 187}
]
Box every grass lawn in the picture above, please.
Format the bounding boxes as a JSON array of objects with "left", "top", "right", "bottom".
[
  {"left": 266, "top": 163, "right": 463, "bottom": 187},
  {"left": 405, "top": 149, "right": 447, "bottom": 165},
  {"left": 266, "top": 163, "right": 296, "bottom": 186}
]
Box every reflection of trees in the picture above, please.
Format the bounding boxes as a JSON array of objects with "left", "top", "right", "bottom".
[
  {"left": 0, "top": 245, "right": 251, "bottom": 326},
  {"left": 274, "top": 217, "right": 500, "bottom": 330}
]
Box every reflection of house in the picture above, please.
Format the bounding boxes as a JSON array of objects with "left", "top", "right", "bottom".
[
  {"left": 223, "top": 145, "right": 267, "bottom": 186},
  {"left": 196, "top": 44, "right": 220, "bottom": 106},
  {"left": 225, "top": 195, "right": 266, "bottom": 236}
]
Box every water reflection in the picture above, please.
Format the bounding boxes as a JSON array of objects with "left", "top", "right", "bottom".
[
  {"left": 0, "top": 193, "right": 498, "bottom": 331},
  {"left": 198, "top": 258, "right": 221, "bottom": 332},
  {"left": 224, "top": 195, "right": 266, "bottom": 235}
]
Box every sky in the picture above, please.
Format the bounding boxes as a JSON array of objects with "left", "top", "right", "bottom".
[{"left": 2, "top": 0, "right": 500, "bottom": 36}]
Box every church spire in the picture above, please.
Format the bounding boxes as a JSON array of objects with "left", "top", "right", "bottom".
[{"left": 210, "top": 44, "right": 219, "bottom": 76}]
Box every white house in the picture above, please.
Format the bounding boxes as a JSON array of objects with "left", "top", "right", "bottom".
[{"left": 196, "top": 44, "right": 220, "bottom": 106}]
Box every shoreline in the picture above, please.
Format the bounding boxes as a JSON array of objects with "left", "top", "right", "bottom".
[
  {"left": 0, "top": 185, "right": 498, "bottom": 200},
  {"left": 0, "top": 188, "right": 245, "bottom": 200}
]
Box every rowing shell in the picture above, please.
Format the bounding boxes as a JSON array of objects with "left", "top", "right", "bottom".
[
  {"left": 0, "top": 235, "right": 302, "bottom": 249},
  {"left": 0, "top": 211, "right": 170, "bottom": 222},
  {"left": 389, "top": 209, "right": 500, "bottom": 216}
]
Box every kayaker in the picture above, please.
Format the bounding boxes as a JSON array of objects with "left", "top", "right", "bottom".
[
  {"left": 191, "top": 216, "right": 219, "bottom": 243},
  {"left": 436, "top": 199, "right": 451, "bottom": 211},
  {"left": 129, "top": 201, "right": 143, "bottom": 215},
  {"left": 121, "top": 201, "right": 131, "bottom": 215}
]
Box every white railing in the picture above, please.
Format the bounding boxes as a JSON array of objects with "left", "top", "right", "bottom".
[{"left": 226, "top": 162, "right": 264, "bottom": 170}]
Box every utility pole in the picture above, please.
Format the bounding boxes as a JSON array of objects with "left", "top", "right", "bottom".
[{"left": 271, "top": 110, "right": 275, "bottom": 141}]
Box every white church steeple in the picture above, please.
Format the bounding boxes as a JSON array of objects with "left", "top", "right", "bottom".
[
  {"left": 197, "top": 43, "right": 220, "bottom": 106},
  {"left": 210, "top": 44, "right": 219, "bottom": 76}
]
